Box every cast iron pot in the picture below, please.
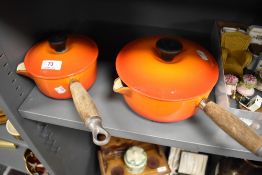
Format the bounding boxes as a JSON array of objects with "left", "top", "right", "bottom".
[
  {"left": 17, "top": 34, "right": 110, "bottom": 145},
  {"left": 113, "top": 36, "right": 262, "bottom": 156}
]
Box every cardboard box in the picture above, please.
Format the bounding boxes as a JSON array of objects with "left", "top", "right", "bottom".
[{"left": 212, "top": 21, "right": 262, "bottom": 134}]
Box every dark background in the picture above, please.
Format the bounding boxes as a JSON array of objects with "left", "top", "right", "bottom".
[{"left": 0, "top": 0, "right": 261, "bottom": 61}]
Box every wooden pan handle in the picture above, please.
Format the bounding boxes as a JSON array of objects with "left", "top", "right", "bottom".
[
  {"left": 70, "top": 80, "right": 110, "bottom": 146},
  {"left": 70, "top": 81, "right": 99, "bottom": 121},
  {"left": 200, "top": 100, "right": 262, "bottom": 156}
]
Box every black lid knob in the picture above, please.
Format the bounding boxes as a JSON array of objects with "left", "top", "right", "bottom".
[
  {"left": 156, "top": 37, "right": 182, "bottom": 62},
  {"left": 49, "top": 33, "right": 67, "bottom": 52}
]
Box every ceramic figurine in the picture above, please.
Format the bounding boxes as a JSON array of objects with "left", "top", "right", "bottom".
[
  {"left": 237, "top": 74, "right": 257, "bottom": 96},
  {"left": 221, "top": 31, "right": 252, "bottom": 76},
  {"left": 224, "top": 74, "right": 239, "bottom": 95},
  {"left": 124, "top": 146, "right": 147, "bottom": 174}
]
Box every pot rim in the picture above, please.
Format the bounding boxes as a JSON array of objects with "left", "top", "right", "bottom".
[{"left": 118, "top": 77, "right": 210, "bottom": 102}]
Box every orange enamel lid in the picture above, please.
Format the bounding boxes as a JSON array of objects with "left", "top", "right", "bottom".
[
  {"left": 24, "top": 34, "right": 98, "bottom": 79},
  {"left": 116, "top": 36, "right": 219, "bottom": 101}
]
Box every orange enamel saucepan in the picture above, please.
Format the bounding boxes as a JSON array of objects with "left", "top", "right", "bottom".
[
  {"left": 113, "top": 36, "right": 262, "bottom": 156},
  {"left": 17, "top": 34, "right": 110, "bottom": 145}
]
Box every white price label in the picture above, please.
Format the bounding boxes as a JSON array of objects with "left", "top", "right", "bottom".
[
  {"left": 54, "top": 86, "right": 66, "bottom": 94},
  {"left": 196, "top": 50, "right": 208, "bottom": 61},
  {"left": 41, "top": 60, "right": 62, "bottom": 70},
  {"left": 157, "top": 166, "right": 167, "bottom": 173}
]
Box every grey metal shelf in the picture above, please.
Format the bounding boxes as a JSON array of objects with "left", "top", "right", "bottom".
[
  {"left": 19, "top": 63, "right": 262, "bottom": 162},
  {"left": 0, "top": 33, "right": 100, "bottom": 175},
  {"left": 0, "top": 1, "right": 261, "bottom": 174},
  {"left": 0, "top": 124, "right": 28, "bottom": 148},
  {"left": 0, "top": 146, "right": 28, "bottom": 173}
]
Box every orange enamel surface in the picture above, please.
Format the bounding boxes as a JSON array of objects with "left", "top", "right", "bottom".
[
  {"left": 116, "top": 36, "right": 219, "bottom": 101},
  {"left": 33, "top": 62, "right": 97, "bottom": 99},
  {"left": 19, "top": 35, "right": 98, "bottom": 99},
  {"left": 122, "top": 90, "right": 210, "bottom": 122},
  {"left": 24, "top": 35, "right": 98, "bottom": 79}
]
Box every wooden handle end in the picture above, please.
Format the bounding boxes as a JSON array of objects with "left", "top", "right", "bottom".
[{"left": 203, "top": 101, "right": 262, "bottom": 156}]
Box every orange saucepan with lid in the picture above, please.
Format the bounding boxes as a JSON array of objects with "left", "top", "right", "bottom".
[
  {"left": 17, "top": 34, "right": 110, "bottom": 145},
  {"left": 17, "top": 34, "right": 98, "bottom": 99},
  {"left": 113, "top": 36, "right": 262, "bottom": 156}
]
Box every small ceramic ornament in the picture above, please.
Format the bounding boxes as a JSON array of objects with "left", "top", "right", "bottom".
[
  {"left": 124, "top": 146, "right": 147, "bottom": 174},
  {"left": 237, "top": 74, "right": 257, "bottom": 96},
  {"left": 224, "top": 74, "right": 239, "bottom": 95}
]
